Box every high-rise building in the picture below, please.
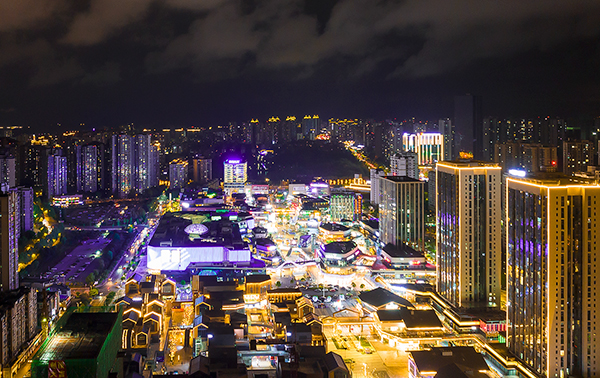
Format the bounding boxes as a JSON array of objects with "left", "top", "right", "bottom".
[
  {"left": 149, "top": 142, "right": 159, "bottom": 188},
  {"left": 45, "top": 150, "right": 67, "bottom": 198},
  {"left": 111, "top": 135, "right": 133, "bottom": 198},
  {"left": 369, "top": 168, "right": 385, "bottom": 205},
  {"left": 223, "top": 159, "right": 247, "bottom": 194},
  {"left": 494, "top": 142, "right": 558, "bottom": 173},
  {"left": 0, "top": 155, "right": 16, "bottom": 192},
  {"left": 19, "top": 144, "right": 43, "bottom": 188},
  {"left": 390, "top": 151, "right": 419, "bottom": 179},
  {"left": 454, "top": 94, "right": 483, "bottom": 159},
  {"left": 10, "top": 187, "right": 33, "bottom": 233},
  {"left": 563, "top": 140, "right": 594, "bottom": 176},
  {"left": 402, "top": 132, "right": 444, "bottom": 165},
  {"left": 436, "top": 161, "right": 501, "bottom": 308},
  {"left": 169, "top": 159, "right": 188, "bottom": 190},
  {"left": 438, "top": 118, "right": 453, "bottom": 161},
  {"left": 111, "top": 134, "right": 158, "bottom": 197},
  {"left": 379, "top": 176, "right": 425, "bottom": 251},
  {"left": 78, "top": 144, "right": 100, "bottom": 193},
  {"left": 427, "top": 169, "right": 436, "bottom": 211},
  {"left": 133, "top": 134, "right": 151, "bottom": 193},
  {"left": 0, "top": 192, "right": 19, "bottom": 291},
  {"left": 506, "top": 173, "right": 600, "bottom": 378},
  {"left": 192, "top": 158, "right": 212, "bottom": 183},
  {"left": 302, "top": 115, "right": 320, "bottom": 140},
  {"left": 330, "top": 189, "right": 362, "bottom": 222}
]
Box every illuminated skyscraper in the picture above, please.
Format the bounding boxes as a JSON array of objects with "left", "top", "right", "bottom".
[
  {"left": 223, "top": 159, "right": 247, "bottom": 194},
  {"left": 506, "top": 173, "right": 600, "bottom": 378},
  {"left": 169, "top": 159, "right": 188, "bottom": 190},
  {"left": 111, "top": 135, "right": 133, "bottom": 198},
  {"left": 0, "top": 191, "right": 19, "bottom": 291},
  {"left": 149, "top": 142, "right": 159, "bottom": 188},
  {"left": 133, "top": 134, "right": 151, "bottom": 192},
  {"left": 10, "top": 187, "right": 33, "bottom": 233},
  {"left": 402, "top": 132, "right": 444, "bottom": 165},
  {"left": 45, "top": 150, "right": 67, "bottom": 198},
  {"left": 379, "top": 176, "right": 425, "bottom": 251},
  {"left": 192, "top": 157, "right": 212, "bottom": 183},
  {"left": 81, "top": 144, "right": 98, "bottom": 193},
  {"left": 436, "top": 161, "right": 501, "bottom": 308},
  {"left": 112, "top": 134, "right": 158, "bottom": 197}
]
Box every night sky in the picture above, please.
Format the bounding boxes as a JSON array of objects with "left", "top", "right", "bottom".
[{"left": 1, "top": 0, "right": 600, "bottom": 131}]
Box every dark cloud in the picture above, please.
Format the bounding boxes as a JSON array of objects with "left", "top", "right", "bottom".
[{"left": 0, "top": 0, "right": 600, "bottom": 128}]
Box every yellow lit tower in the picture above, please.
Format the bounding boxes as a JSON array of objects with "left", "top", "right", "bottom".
[
  {"left": 506, "top": 172, "right": 600, "bottom": 378},
  {"left": 436, "top": 161, "right": 502, "bottom": 308}
]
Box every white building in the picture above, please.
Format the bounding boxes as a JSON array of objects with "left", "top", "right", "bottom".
[
  {"left": 402, "top": 132, "right": 444, "bottom": 165},
  {"left": 436, "top": 161, "right": 501, "bottom": 308},
  {"left": 224, "top": 159, "right": 247, "bottom": 194},
  {"left": 288, "top": 183, "right": 307, "bottom": 196},
  {"left": 390, "top": 151, "right": 419, "bottom": 179},
  {"left": 369, "top": 168, "right": 385, "bottom": 205},
  {"left": 506, "top": 173, "right": 600, "bottom": 378}
]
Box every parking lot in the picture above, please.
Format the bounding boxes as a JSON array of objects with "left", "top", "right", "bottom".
[{"left": 41, "top": 237, "right": 111, "bottom": 285}]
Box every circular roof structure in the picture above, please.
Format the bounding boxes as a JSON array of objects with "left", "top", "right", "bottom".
[{"left": 184, "top": 224, "right": 209, "bottom": 235}]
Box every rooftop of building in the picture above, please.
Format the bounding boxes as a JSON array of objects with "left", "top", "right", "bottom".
[
  {"left": 323, "top": 352, "right": 349, "bottom": 372},
  {"left": 319, "top": 223, "right": 349, "bottom": 232},
  {"left": 321, "top": 240, "right": 357, "bottom": 254},
  {"left": 410, "top": 346, "right": 489, "bottom": 376},
  {"left": 437, "top": 160, "right": 500, "bottom": 168},
  {"left": 245, "top": 274, "right": 271, "bottom": 284},
  {"left": 382, "top": 243, "right": 424, "bottom": 258},
  {"left": 507, "top": 172, "right": 599, "bottom": 186},
  {"left": 360, "top": 219, "right": 379, "bottom": 230},
  {"left": 358, "top": 287, "right": 414, "bottom": 309},
  {"left": 377, "top": 308, "right": 443, "bottom": 329},
  {"left": 35, "top": 312, "right": 119, "bottom": 361},
  {"left": 381, "top": 176, "right": 422, "bottom": 183},
  {"left": 0, "top": 286, "right": 33, "bottom": 308},
  {"left": 254, "top": 238, "right": 276, "bottom": 247},
  {"left": 149, "top": 211, "right": 246, "bottom": 249}
]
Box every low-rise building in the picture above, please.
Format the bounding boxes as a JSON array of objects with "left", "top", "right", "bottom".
[{"left": 408, "top": 346, "right": 490, "bottom": 378}]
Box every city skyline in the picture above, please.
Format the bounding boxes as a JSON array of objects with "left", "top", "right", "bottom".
[{"left": 1, "top": 1, "right": 600, "bottom": 130}]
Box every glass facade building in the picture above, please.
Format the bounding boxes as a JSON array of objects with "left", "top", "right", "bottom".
[
  {"left": 507, "top": 174, "right": 600, "bottom": 378},
  {"left": 379, "top": 176, "right": 425, "bottom": 251},
  {"left": 436, "top": 161, "right": 501, "bottom": 308}
]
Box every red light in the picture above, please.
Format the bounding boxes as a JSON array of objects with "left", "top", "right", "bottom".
[
  {"left": 551, "top": 161, "right": 557, "bottom": 166},
  {"left": 410, "top": 260, "right": 420, "bottom": 266}
]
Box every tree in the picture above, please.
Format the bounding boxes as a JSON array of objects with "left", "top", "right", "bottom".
[
  {"left": 351, "top": 282, "right": 356, "bottom": 288},
  {"left": 86, "top": 272, "right": 96, "bottom": 286},
  {"left": 105, "top": 291, "right": 116, "bottom": 305},
  {"left": 275, "top": 281, "right": 281, "bottom": 288},
  {"left": 360, "top": 284, "right": 365, "bottom": 290},
  {"left": 89, "top": 288, "right": 99, "bottom": 297},
  {"left": 79, "top": 293, "right": 91, "bottom": 306}
]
